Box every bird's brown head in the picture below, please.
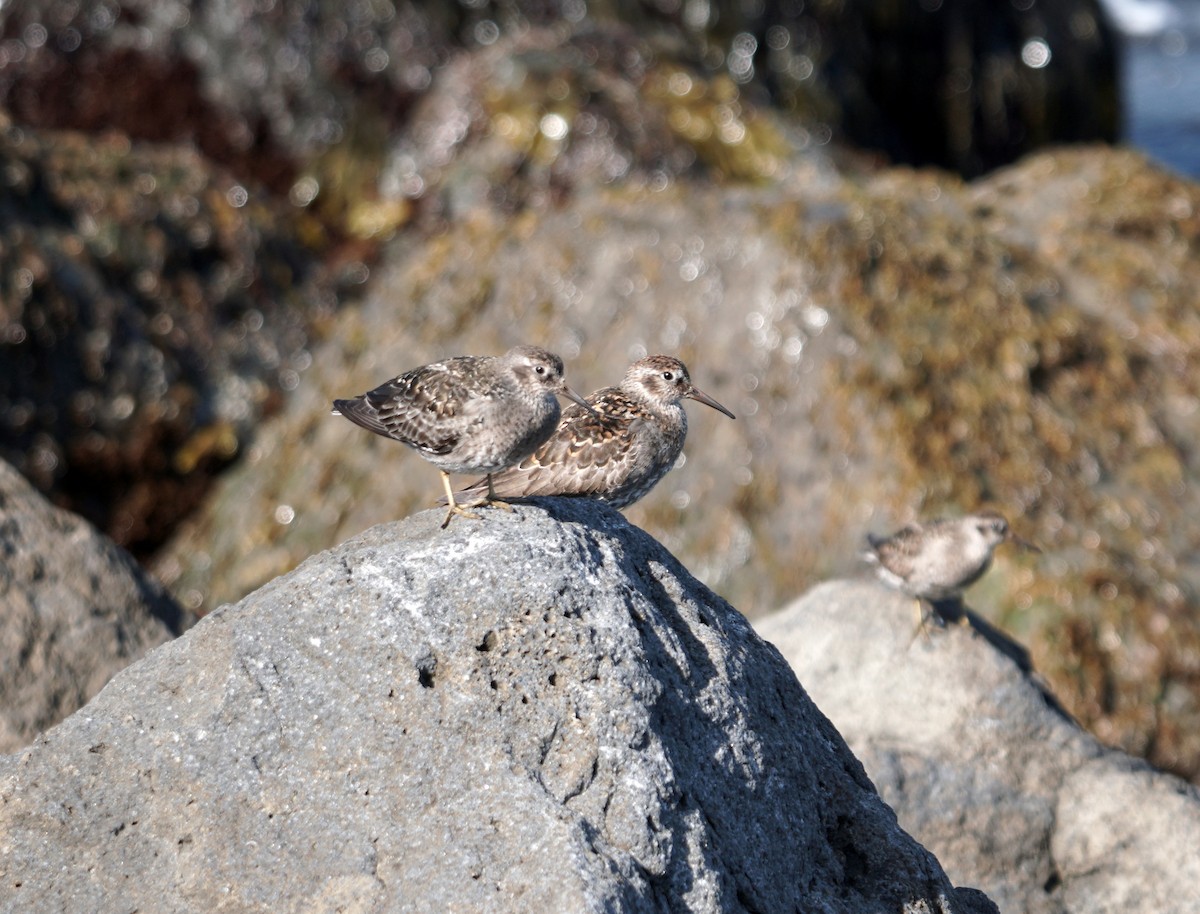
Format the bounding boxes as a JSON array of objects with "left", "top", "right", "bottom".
[
  {"left": 625, "top": 355, "right": 735, "bottom": 419},
  {"left": 506, "top": 346, "right": 590, "bottom": 411}
]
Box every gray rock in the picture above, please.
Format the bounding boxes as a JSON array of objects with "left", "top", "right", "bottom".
[
  {"left": 1, "top": 502, "right": 993, "bottom": 914},
  {"left": 755, "top": 579, "right": 1200, "bottom": 914},
  {"left": 0, "top": 459, "right": 188, "bottom": 753}
]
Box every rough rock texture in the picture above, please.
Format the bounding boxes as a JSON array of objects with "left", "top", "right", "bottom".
[
  {"left": 0, "top": 459, "right": 189, "bottom": 754},
  {"left": 0, "top": 502, "right": 994, "bottom": 914},
  {"left": 755, "top": 579, "right": 1200, "bottom": 914}
]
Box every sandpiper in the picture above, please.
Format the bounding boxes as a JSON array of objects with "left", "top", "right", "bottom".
[
  {"left": 863, "top": 510, "right": 1039, "bottom": 631},
  {"left": 454, "top": 355, "right": 735, "bottom": 509},
  {"left": 333, "top": 346, "right": 590, "bottom": 527}
]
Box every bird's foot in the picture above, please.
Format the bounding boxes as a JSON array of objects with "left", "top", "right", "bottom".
[
  {"left": 908, "top": 599, "right": 945, "bottom": 646},
  {"left": 456, "top": 491, "right": 514, "bottom": 512},
  {"left": 441, "top": 502, "right": 482, "bottom": 528},
  {"left": 482, "top": 475, "right": 514, "bottom": 511}
]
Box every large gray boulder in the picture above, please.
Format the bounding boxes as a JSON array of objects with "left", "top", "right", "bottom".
[
  {"left": 0, "top": 502, "right": 993, "bottom": 914},
  {"left": 0, "top": 459, "right": 188, "bottom": 753},
  {"left": 755, "top": 580, "right": 1200, "bottom": 914}
]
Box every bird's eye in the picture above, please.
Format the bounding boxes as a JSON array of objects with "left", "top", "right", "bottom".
[
  {"left": 535, "top": 365, "right": 546, "bottom": 375},
  {"left": 662, "top": 371, "right": 674, "bottom": 381}
]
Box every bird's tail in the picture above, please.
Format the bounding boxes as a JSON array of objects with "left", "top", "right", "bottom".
[{"left": 331, "top": 398, "right": 390, "bottom": 436}]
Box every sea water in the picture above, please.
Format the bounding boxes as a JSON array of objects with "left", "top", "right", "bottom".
[{"left": 1104, "top": 0, "right": 1200, "bottom": 176}]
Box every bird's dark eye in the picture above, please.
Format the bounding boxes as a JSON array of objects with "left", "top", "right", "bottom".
[
  {"left": 662, "top": 371, "right": 674, "bottom": 381},
  {"left": 535, "top": 365, "right": 546, "bottom": 375}
]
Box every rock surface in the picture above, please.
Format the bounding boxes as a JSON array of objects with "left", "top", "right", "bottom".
[
  {"left": 0, "top": 459, "right": 189, "bottom": 754},
  {"left": 0, "top": 502, "right": 993, "bottom": 914},
  {"left": 755, "top": 579, "right": 1200, "bottom": 914}
]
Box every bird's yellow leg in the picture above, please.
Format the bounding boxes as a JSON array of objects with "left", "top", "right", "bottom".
[
  {"left": 908, "top": 598, "right": 933, "bottom": 647},
  {"left": 457, "top": 474, "right": 512, "bottom": 510},
  {"left": 440, "top": 471, "right": 481, "bottom": 528},
  {"left": 486, "top": 474, "right": 514, "bottom": 511}
]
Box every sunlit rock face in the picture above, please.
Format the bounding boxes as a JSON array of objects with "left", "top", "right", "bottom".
[{"left": 0, "top": 502, "right": 997, "bottom": 914}]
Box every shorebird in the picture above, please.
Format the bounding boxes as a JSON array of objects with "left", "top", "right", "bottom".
[
  {"left": 453, "top": 355, "right": 735, "bottom": 509},
  {"left": 333, "top": 346, "right": 590, "bottom": 527},
  {"left": 863, "top": 510, "right": 1039, "bottom": 633}
]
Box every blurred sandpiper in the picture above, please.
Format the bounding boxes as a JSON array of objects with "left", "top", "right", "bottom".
[
  {"left": 333, "top": 346, "right": 590, "bottom": 527},
  {"left": 454, "top": 355, "right": 735, "bottom": 509},
  {"left": 863, "top": 510, "right": 1039, "bottom": 631}
]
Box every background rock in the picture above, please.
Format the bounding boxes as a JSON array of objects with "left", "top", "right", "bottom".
[
  {"left": 0, "top": 458, "right": 189, "bottom": 754},
  {"left": 777, "top": 0, "right": 1120, "bottom": 177},
  {"left": 0, "top": 502, "right": 994, "bottom": 914},
  {"left": 755, "top": 579, "right": 1200, "bottom": 914},
  {"left": 0, "top": 0, "right": 1118, "bottom": 185},
  {"left": 0, "top": 118, "right": 340, "bottom": 556}
]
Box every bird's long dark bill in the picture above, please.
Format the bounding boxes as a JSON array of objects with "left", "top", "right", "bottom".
[
  {"left": 687, "top": 386, "right": 736, "bottom": 419},
  {"left": 563, "top": 385, "right": 599, "bottom": 417}
]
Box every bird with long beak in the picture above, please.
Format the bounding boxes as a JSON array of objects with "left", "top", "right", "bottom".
[{"left": 453, "top": 355, "right": 735, "bottom": 510}]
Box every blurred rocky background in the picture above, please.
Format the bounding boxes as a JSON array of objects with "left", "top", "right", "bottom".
[{"left": 2, "top": 0, "right": 1199, "bottom": 797}]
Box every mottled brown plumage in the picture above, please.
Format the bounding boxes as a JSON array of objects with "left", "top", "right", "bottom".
[
  {"left": 333, "top": 346, "right": 589, "bottom": 526},
  {"left": 455, "top": 355, "right": 734, "bottom": 509}
]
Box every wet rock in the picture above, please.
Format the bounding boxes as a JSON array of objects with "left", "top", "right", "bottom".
[
  {"left": 756, "top": 579, "right": 1200, "bottom": 914},
  {"left": 0, "top": 501, "right": 996, "bottom": 913},
  {"left": 0, "top": 458, "right": 189, "bottom": 754},
  {"left": 0, "top": 121, "right": 335, "bottom": 555}
]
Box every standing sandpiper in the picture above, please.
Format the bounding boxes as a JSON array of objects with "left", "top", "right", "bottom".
[
  {"left": 333, "top": 346, "right": 590, "bottom": 527},
  {"left": 453, "top": 355, "right": 735, "bottom": 509},
  {"left": 863, "top": 511, "right": 1039, "bottom": 631}
]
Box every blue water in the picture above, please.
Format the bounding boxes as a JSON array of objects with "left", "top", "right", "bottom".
[{"left": 1106, "top": 0, "right": 1200, "bottom": 176}]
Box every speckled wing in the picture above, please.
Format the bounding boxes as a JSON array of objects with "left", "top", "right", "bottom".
[
  {"left": 337, "top": 357, "right": 493, "bottom": 457},
  {"left": 865, "top": 522, "right": 928, "bottom": 578},
  {"left": 464, "top": 387, "right": 650, "bottom": 500}
]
